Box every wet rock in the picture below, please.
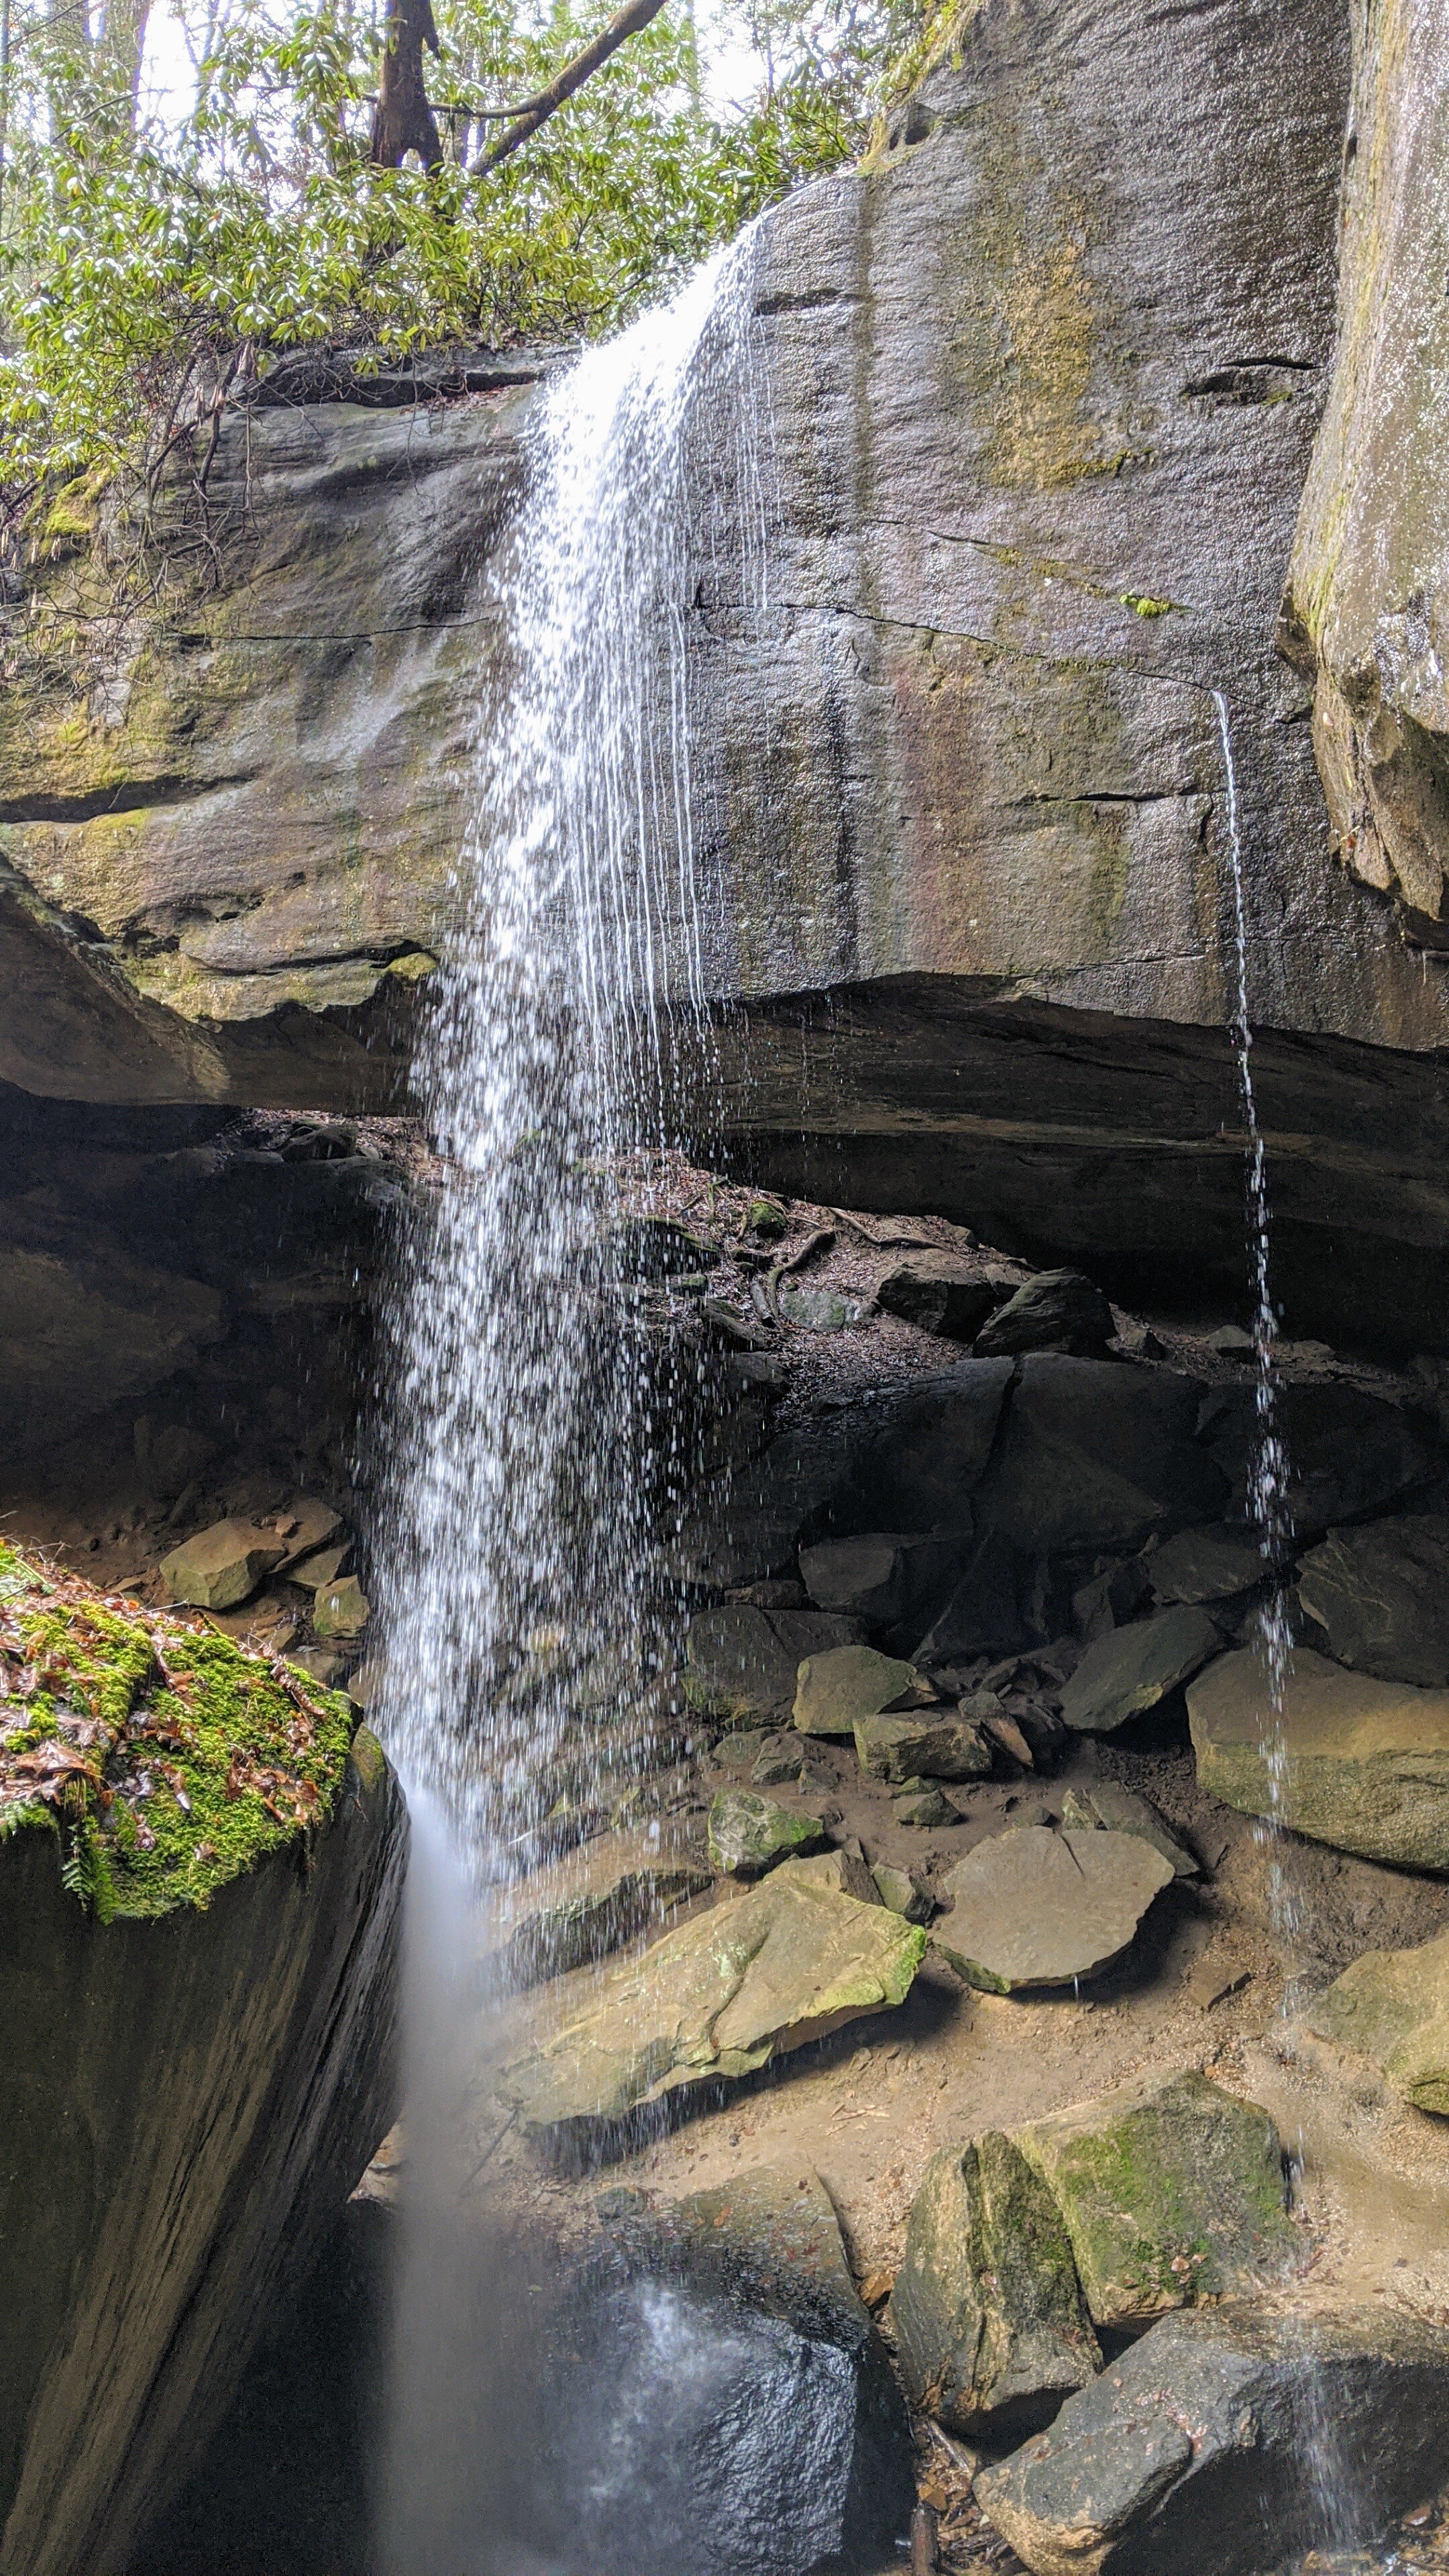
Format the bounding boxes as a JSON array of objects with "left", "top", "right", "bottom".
[
  {"left": 853, "top": 1711, "right": 992, "bottom": 1784},
  {"left": 590, "top": 2165, "right": 915, "bottom": 2574},
  {"left": 975, "top": 2302, "right": 1449, "bottom": 2576},
  {"left": 1146, "top": 1524, "right": 1265, "bottom": 1605},
  {"left": 1058, "top": 1783, "right": 1198, "bottom": 1878},
  {"left": 876, "top": 1255, "right": 997, "bottom": 1342},
  {"left": 496, "top": 1860, "right": 927, "bottom": 2141},
  {"left": 1059, "top": 1607, "right": 1223, "bottom": 1735},
  {"left": 1303, "top": 1925, "right": 1449, "bottom": 2113},
  {"left": 832, "top": 1358, "right": 1014, "bottom": 1535},
  {"left": 974, "top": 1271, "right": 1116, "bottom": 1359},
  {"left": 871, "top": 1862, "right": 934, "bottom": 1922},
  {"left": 1014, "top": 2072, "right": 1299, "bottom": 2331},
  {"left": 496, "top": 1832, "right": 712, "bottom": 1988},
  {"left": 684, "top": 1605, "right": 862, "bottom": 1723},
  {"left": 793, "top": 1643, "right": 926, "bottom": 1737},
  {"left": 750, "top": 1735, "right": 806, "bottom": 1788},
  {"left": 313, "top": 1574, "right": 370, "bottom": 1641},
  {"left": 890, "top": 2133, "right": 1102, "bottom": 2438},
  {"left": 976, "top": 1359, "right": 1228, "bottom": 1558},
  {"left": 707, "top": 1790, "right": 825, "bottom": 1877},
  {"left": 1201, "top": 1383, "right": 1441, "bottom": 1537},
  {"left": 1296, "top": 1515, "right": 1449, "bottom": 1686},
  {"left": 286, "top": 1541, "right": 351, "bottom": 1595},
  {"left": 159, "top": 1519, "right": 286, "bottom": 1610},
  {"left": 798, "top": 1531, "right": 959, "bottom": 1629},
  {"left": 915, "top": 1532, "right": 1033, "bottom": 1663},
  {"left": 934, "top": 1829, "right": 1174, "bottom": 1993},
  {"left": 274, "top": 1501, "right": 345, "bottom": 1572},
  {"left": 1187, "top": 1648, "right": 1449, "bottom": 1870}
]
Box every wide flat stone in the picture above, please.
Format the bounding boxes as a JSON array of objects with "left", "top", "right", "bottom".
[
  {"left": 1303, "top": 1925, "right": 1449, "bottom": 2112},
  {"left": 1058, "top": 1782, "right": 1198, "bottom": 1878},
  {"left": 975, "top": 2303, "right": 1449, "bottom": 2576},
  {"left": 933, "top": 1829, "right": 1174, "bottom": 1994},
  {"left": 975, "top": 1358, "right": 1228, "bottom": 1558},
  {"left": 1147, "top": 1523, "right": 1266, "bottom": 1605},
  {"left": 890, "top": 2133, "right": 1102, "bottom": 2439},
  {"left": 706, "top": 1789, "right": 824, "bottom": 1876},
  {"left": 1012, "top": 2072, "right": 1299, "bottom": 2330},
  {"left": 684, "top": 1605, "right": 862, "bottom": 1722},
  {"left": 1059, "top": 1607, "right": 1224, "bottom": 1734},
  {"left": 158, "top": 1519, "right": 286, "bottom": 1610},
  {"left": 1297, "top": 1513, "right": 1449, "bottom": 1686},
  {"left": 492, "top": 1831, "right": 712, "bottom": 1988},
  {"left": 496, "top": 1862, "right": 927, "bottom": 2139},
  {"left": 853, "top": 1711, "right": 991, "bottom": 1783},
  {"left": 1187, "top": 1647, "right": 1449, "bottom": 1870},
  {"left": 794, "top": 1644, "right": 924, "bottom": 1736}
]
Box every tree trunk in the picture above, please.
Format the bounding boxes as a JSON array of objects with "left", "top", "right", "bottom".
[
  {"left": 370, "top": 0, "right": 443, "bottom": 169},
  {"left": 99, "top": 0, "right": 152, "bottom": 120}
]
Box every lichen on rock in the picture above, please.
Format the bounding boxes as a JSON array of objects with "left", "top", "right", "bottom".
[{"left": 0, "top": 1544, "right": 359, "bottom": 1918}]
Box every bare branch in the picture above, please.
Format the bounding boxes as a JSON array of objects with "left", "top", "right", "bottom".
[{"left": 473, "top": 0, "right": 669, "bottom": 175}]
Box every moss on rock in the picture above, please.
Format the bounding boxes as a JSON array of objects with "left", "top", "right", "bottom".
[{"left": 0, "top": 1545, "right": 358, "bottom": 1919}]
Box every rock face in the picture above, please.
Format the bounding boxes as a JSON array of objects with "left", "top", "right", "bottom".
[
  {"left": 934, "top": 1829, "right": 1174, "bottom": 1993},
  {"left": 497, "top": 1860, "right": 926, "bottom": 2142},
  {"left": 1303, "top": 1926, "right": 1449, "bottom": 2115},
  {"left": 889, "top": 2135, "right": 1102, "bottom": 2439},
  {"left": 1297, "top": 1515, "right": 1449, "bottom": 1686},
  {"left": 975, "top": 1360, "right": 1226, "bottom": 1558},
  {"left": 1014, "top": 2073, "right": 1299, "bottom": 2330},
  {"left": 1188, "top": 1648, "right": 1449, "bottom": 1871},
  {"left": 975, "top": 2302, "right": 1449, "bottom": 2576},
  {"left": 684, "top": 1605, "right": 862, "bottom": 1721},
  {"left": 0, "top": 1734, "right": 405, "bottom": 2575}
]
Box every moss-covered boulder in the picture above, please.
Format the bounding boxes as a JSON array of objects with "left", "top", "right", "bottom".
[
  {"left": 707, "top": 1788, "right": 824, "bottom": 1876},
  {"left": 0, "top": 1548, "right": 406, "bottom": 2573},
  {"left": 889, "top": 2135, "right": 1101, "bottom": 2439},
  {"left": 1303, "top": 1926, "right": 1449, "bottom": 2114},
  {"left": 1013, "top": 2072, "right": 1300, "bottom": 2330}
]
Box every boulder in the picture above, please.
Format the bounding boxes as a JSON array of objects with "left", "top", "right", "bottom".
[
  {"left": 684, "top": 1605, "right": 862, "bottom": 1722},
  {"left": 793, "top": 1643, "right": 924, "bottom": 1736},
  {"left": 274, "top": 1501, "right": 345, "bottom": 1573},
  {"left": 853, "top": 1711, "right": 992, "bottom": 1784},
  {"left": 889, "top": 2135, "right": 1102, "bottom": 2439},
  {"left": 975, "top": 2302, "right": 1449, "bottom": 2576},
  {"left": 1059, "top": 1608, "right": 1223, "bottom": 1735},
  {"left": 871, "top": 1862, "right": 934, "bottom": 1923},
  {"left": 494, "top": 1831, "right": 712, "bottom": 1988},
  {"left": 782, "top": 1845, "right": 881, "bottom": 1904},
  {"left": 1058, "top": 1782, "right": 1198, "bottom": 1878},
  {"left": 975, "top": 1359, "right": 1228, "bottom": 1558},
  {"left": 496, "top": 1861, "right": 927, "bottom": 2141},
  {"left": 286, "top": 1542, "right": 351, "bottom": 1595},
  {"left": 914, "top": 1532, "right": 1034, "bottom": 1663},
  {"left": 0, "top": 1550, "right": 405, "bottom": 2575},
  {"left": 798, "top": 1532, "right": 959, "bottom": 1629},
  {"left": 1013, "top": 2072, "right": 1299, "bottom": 2330},
  {"left": 1297, "top": 1514, "right": 1449, "bottom": 1686},
  {"left": 588, "top": 2166, "right": 915, "bottom": 2573},
  {"left": 313, "top": 1574, "right": 370, "bottom": 1640},
  {"left": 831, "top": 1359, "right": 1014, "bottom": 1535},
  {"left": 1187, "top": 1648, "right": 1449, "bottom": 1871},
  {"left": 1200, "top": 1383, "right": 1440, "bottom": 1538},
  {"left": 707, "top": 1790, "right": 825, "bottom": 1877},
  {"left": 1302, "top": 1925, "right": 1449, "bottom": 2114},
  {"left": 875, "top": 1256, "right": 997, "bottom": 1342},
  {"left": 893, "top": 1784, "right": 958, "bottom": 1827},
  {"left": 777, "top": 1281, "right": 868, "bottom": 1332},
  {"left": 974, "top": 1271, "right": 1116, "bottom": 1359},
  {"left": 1147, "top": 1525, "right": 1265, "bottom": 1606},
  {"left": 934, "top": 1829, "right": 1174, "bottom": 1994},
  {"left": 158, "top": 1518, "right": 286, "bottom": 1611}
]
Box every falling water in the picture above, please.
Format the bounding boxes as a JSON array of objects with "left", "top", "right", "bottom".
[{"left": 372, "top": 233, "right": 767, "bottom": 2573}]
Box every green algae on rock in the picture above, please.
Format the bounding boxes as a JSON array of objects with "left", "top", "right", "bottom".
[{"left": 0, "top": 1545, "right": 359, "bottom": 1917}]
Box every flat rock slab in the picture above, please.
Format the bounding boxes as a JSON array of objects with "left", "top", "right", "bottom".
[
  {"left": 159, "top": 1519, "right": 285, "bottom": 1610},
  {"left": 1058, "top": 1782, "right": 1198, "bottom": 1877},
  {"left": 707, "top": 1789, "right": 824, "bottom": 1876},
  {"left": 1012, "top": 2071, "right": 1299, "bottom": 2331},
  {"left": 1187, "top": 1647, "right": 1449, "bottom": 1870},
  {"left": 1059, "top": 1607, "right": 1223, "bottom": 1734},
  {"left": 934, "top": 1829, "right": 1174, "bottom": 1993},
  {"left": 497, "top": 1862, "right": 927, "bottom": 2141},
  {"left": 853, "top": 1711, "right": 991, "bottom": 1784},
  {"left": 975, "top": 2302, "right": 1449, "bottom": 2576},
  {"left": 492, "top": 1831, "right": 712, "bottom": 1989},
  {"left": 1148, "top": 1523, "right": 1266, "bottom": 1605},
  {"left": 1303, "top": 1924, "right": 1449, "bottom": 2112},
  {"left": 794, "top": 1644, "right": 923, "bottom": 1736},
  {"left": 890, "top": 2134, "right": 1101, "bottom": 2440},
  {"left": 684, "top": 1605, "right": 863, "bottom": 1722},
  {"left": 1297, "top": 1513, "right": 1449, "bottom": 1686}
]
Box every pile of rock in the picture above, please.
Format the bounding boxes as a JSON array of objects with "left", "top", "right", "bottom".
[{"left": 158, "top": 1499, "right": 370, "bottom": 1684}]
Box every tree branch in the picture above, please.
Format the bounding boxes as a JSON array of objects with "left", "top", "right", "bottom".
[{"left": 473, "top": 0, "right": 669, "bottom": 174}]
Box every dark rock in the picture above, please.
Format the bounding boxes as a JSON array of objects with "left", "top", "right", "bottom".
[
  {"left": 830, "top": 1360, "right": 1015, "bottom": 1536},
  {"left": 893, "top": 1784, "right": 958, "bottom": 1827},
  {"left": 798, "top": 1530, "right": 961, "bottom": 1628},
  {"left": 876, "top": 1254, "right": 998, "bottom": 1342},
  {"left": 1059, "top": 1607, "right": 1224, "bottom": 1735},
  {"left": 975, "top": 2302, "right": 1449, "bottom": 2576},
  {"left": 1297, "top": 1514, "right": 1449, "bottom": 1686},
  {"left": 871, "top": 1862, "right": 934, "bottom": 1922},
  {"left": 1200, "top": 1383, "right": 1441, "bottom": 1536},
  {"left": 974, "top": 1271, "right": 1116, "bottom": 1359},
  {"left": 915, "top": 1532, "right": 1034, "bottom": 1663},
  {"left": 890, "top": 2134, "right": 1101, "bottom": 2439},
  {"left": 1072, "top": 1556, "right": 1153, "bottom": 1640},
  {"left": 975, "top": 1359, "right": 1228, "bottom": 1558},
  {"left": 684, "top": 1605, "right": 863, "bottom": 1722},
  {"left": 1147, "top": 1523, "right": 1266, "bottom": 1605}
]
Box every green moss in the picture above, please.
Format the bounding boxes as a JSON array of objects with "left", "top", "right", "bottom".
[
  {"left": 0, "top": 1545, "right": 358, "bottom": 1918},
  {"left": 1118, "top": 592, "right": 1181, "bottom": 619}
]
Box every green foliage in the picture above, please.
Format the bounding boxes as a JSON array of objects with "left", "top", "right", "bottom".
[{"left": 0, "top": 0, "right": 925, "bottom": 525}]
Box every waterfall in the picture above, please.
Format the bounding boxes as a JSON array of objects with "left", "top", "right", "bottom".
[{"left": 371, "top": 233, "right": 766, "bottom": 2575}]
